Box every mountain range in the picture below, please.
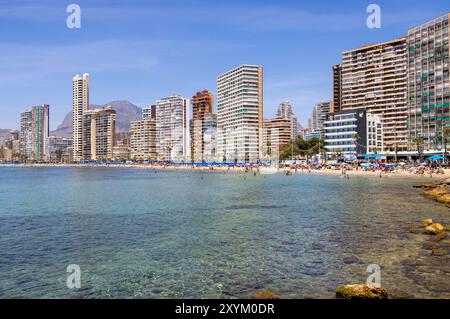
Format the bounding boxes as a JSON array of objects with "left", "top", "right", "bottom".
[{"left": 53, "top": 100, "right": 142, "bottom": 136}]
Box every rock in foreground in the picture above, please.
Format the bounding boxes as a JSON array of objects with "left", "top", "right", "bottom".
[
  {"left": 423, "top": 223, "right": 444, "bottom": 235},
  {"left": 336, "top": 284, "right": 388, "bottom": 299},
  {"left": 250, "top": 289, "right": 280, "bottom": 299}
]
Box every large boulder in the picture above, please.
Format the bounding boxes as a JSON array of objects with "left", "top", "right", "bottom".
[
  {"left": 336, "top": 284, "right": 388, "bottom": 299},
  {"left": 423, "top": 223, "right": 444, "bottom": 235}
]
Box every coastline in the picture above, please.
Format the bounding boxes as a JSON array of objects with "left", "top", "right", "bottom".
[{"left": 0, "top": 163, "right": 448, "bottom": 180}]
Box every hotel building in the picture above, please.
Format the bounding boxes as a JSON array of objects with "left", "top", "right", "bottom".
[
  {"left": 191, "top": 90, "right": 215, "bottom": 162},
  {"left": 82, "top": 106, "right": 116, "bottom": 161},
  {"left": 340, "top": 38, "right": 408, "bottom": 151},
  {"left": 324, "top": 110, "right": 383, "bottom": 158},
  {"left": 130, "top": 117, "right": 157, "bottom": 161},
  {"left": 155, "top": 95, "right": 190, "bottom": 162},
  {"left": 407, "top": 13, "right": 450, "bottom": 151},
  {"left": 19, "top": 105, "right": 50, "bottom": 161},
  {"left": 217, "top": 65, "right": 263, "bottom": 163},
  {"left": 72, "top": 73, "right": 90, "bottom": 162}
]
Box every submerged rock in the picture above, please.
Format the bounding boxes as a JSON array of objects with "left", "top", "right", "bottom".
[
  {"left": 250, "top": 289, "right": 280, "bottom": 299},
  {"left": 408, "top": 225, "right": 419, "bottom": 233},
  {"left": 336, "top": 284, "right": 388, "bottom": 299},
  {"left": 422, "top": 241, "right": 437, "bottom": 250},
  {"left": 429, "top": 232, "right": 448, "bottom": 242},
  {"left": 432, "top": 248, "right": 448, "bottom": 256},
  {"left": 423, "top": 223, "right": 444, "bottom": 235},
  {"left": 343, "top": 256, "right": 360, "bottom": 265}
]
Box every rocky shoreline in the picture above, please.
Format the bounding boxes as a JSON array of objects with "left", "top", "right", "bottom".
[{"left": 414, "top": 177, "right": 450, "bottom": 208}]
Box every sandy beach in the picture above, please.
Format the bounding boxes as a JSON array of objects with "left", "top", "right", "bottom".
[{"left": 0, "top": 162, "right": 448, "bottom": 180}]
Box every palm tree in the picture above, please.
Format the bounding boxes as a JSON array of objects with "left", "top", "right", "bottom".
[
  {"left": 443, "top": 127, "right": 450, "bottom": 155},
  {"left": 414, "top": 137, "right": 424, "bottom": 162},
  {"left": 55, "top": 149, "right": 64, "bottom": 163},
  {"left": 353, "top": 133, "right": 361, "bottom": 155}
]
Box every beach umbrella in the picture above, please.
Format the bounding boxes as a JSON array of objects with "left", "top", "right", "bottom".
[{"left": 427, "top": 155, "right": 446, "bottom": 160}]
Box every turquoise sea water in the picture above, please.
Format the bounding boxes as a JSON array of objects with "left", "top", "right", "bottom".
[{"left": 0, "top": 167, "right": 448, "bottom": 298}]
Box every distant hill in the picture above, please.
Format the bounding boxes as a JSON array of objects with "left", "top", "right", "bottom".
[
  {"left": 0, "top": 129, "right": 11, "bottom": 135},
  {"left": 53, "top": 100, "right": 142, "bottom": 136}
]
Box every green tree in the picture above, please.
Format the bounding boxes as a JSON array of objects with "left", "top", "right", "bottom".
[{"left": 414, "top": 137, "right": 424, "bottom": 162}]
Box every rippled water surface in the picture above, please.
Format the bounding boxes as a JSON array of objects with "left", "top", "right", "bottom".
[{"left": 0, "top": 167, "right": 449, "bottom": 298}]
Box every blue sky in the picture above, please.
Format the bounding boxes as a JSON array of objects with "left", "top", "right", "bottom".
[{"left": 1, "top": 0, "right": 449, "bottom": 130}]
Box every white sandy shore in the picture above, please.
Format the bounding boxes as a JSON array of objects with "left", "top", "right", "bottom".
[{"left": 0, "top": 163, "right": 448, "bottom": 180}]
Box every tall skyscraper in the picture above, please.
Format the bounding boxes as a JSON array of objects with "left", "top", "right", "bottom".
[
  {"left": 217, "top": 64, "right": 263, "bottom": 163},
  {"left": 332, "top": 64, "right": 342, "bottom": 112},
  {"left": 72, "top": 73, "right": 90, "bottom": 162},
  {"left": 82, "top": 106, "right": 116, "bottom": 162},
  {"left": 19, "top": 105, "right": 49, "bottom": 161},
  {"left": 276, "top": 101, "right": 298, "bottom": 140},
  {"left": 155, "top": 95, "right": 190, "bottom": 162},
  {"left": 191, "top": 90, "right": 215, "bottom": 162},
  {"left": 407, "top": 13, "right": 450, "bottom": 151},
  {"left": 340, "top": 38, "right": 408, "bottom": 151}
]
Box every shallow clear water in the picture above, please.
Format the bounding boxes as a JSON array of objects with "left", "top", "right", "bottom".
[{"left": 0, "top": 167, "right": 448, "bottom": 298}]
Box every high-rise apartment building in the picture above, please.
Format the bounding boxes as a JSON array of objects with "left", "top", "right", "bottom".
[
  {"left": 276, "top": 101, "right": 298, "bottom": 140},
  {"left": 217, "top": 65, "right": 263, "bottom": 163},
  {"left": 191, "top": 90, "right": 215, "bottom": 162},
  {"left": 332, "top": 64, "right": 342, "bottom": 112},
  {"left": 19, "top": 105, "right": 49, "bottom": 161},
  {"left": 130, "top": 117, "right": 157, "bottom": 161},
  {"left": 72, "top": 73, "right": 90, "bottom": 162},
  {"left": 142, "top": 105, "right": 156, "bottom": 120},
  {"left": 155, "top": 95, "right": 190, "bottom": 162},
  {"left": 262, "top": 118, "right": 292, "bottom": 162},
  {"left": 407, "top": 13, "right": 450, "bottom": 151},
  {"left": 341, "top": 38, "right": 408, "bottom": 151},
  {"left": 308, "top": 101, "right": 331, "bottom": 133},
  {"left": 82, "top": 106, "right": 116, "bottom": 162}
]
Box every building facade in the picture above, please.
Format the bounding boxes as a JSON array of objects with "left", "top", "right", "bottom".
[
  {"left": 155, "top": 95, "right": 190, "bottom": 162},
  {"left": 308, "top": 101, "right": 331, "bottom": 133},
  {"left": 19, "top": 105, "right": 50, "bottom": 161},
  {"left": 262, "top": 118, "right": 292, "bottom": 162},
  {"left": 82, "top": 106, "right": 116, "bottom": 161},
  {"left": 72, "top": 73, "right": 90, "bottom": 161},
  {"left": 332, "top": 64, "right": 342, "bottom": 113},
  {"left": 324, "top": 110, "right": 383, "bottom": 158},
  {"left": 276, "top": 101, "right": 298, "bottom": 140},
  {"left": 130, "top": 117, "right": 157, "bottom": 161},
  {"left": 217, "top": 65, "right": 263, "bottom": 163},
  {"left": 48, "top": 136, "right": 72, "bottom": 162},
  {"left": 142, "top": 105, "right": 156, "bottom": 120},
  {"left": 407, "top": 13, "right": 450, "bottom": 152},
  {"left": 191, "top": 90, "right": 215, "bottom": 162},
  {"left": 340, "top": 38, "right": 407, "bottom": 151}
]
